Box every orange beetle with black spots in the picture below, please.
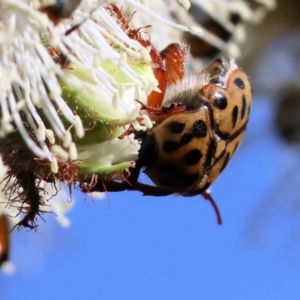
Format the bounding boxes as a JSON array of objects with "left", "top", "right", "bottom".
[{"left": 88, "top": 41, "right": 252, "bottom": 225}]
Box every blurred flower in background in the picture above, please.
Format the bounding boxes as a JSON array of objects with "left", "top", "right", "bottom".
[
  {"left": 0, "top": 0, "right": 276, "bottom": 272},
  {"left": 241, "top": 0, "right": 300, "bottom": 259}
]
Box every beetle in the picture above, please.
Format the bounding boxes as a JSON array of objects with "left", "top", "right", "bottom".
[{"left": 85, "top": 40, "right": 252, "bottom": 225}]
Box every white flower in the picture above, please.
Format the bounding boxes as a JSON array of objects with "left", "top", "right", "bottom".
[
  {"left": 0, "top": 0, "right": 275, "bottom": 164},
  {"left": 0, "top": 0, "right": 276, "bottom": 272}
]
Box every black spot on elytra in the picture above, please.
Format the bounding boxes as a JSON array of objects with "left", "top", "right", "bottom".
[
  {"left": 220, "top": 152, "right": 230, "bottom": 173},
  {"left": 158, "top": 164, "right": 176, "bottom": 173},
  {"left": 234, "top": 78, "right": 245, "bottom": 89},
  {"left": 241, "top": 95, "right": 246, "bottom": 119},
  {"left": 182, "top": 173, "right": 199, "bottom": 187},
  {"left": 169, "top": 120, "right": 185, "bottom": 134},
  {"left": 180, "top": 134, "right": 193, "bottom": 145},
  {"left": 184, "top": 149, "right": 202, "bottom": 165},
  {"left": 214, "top": 92, "right": 227, "bottom": 110},
  {"left": 163, "top": 141, "right": 180, "bottom": 153},
  {"left": 193, "top": 120, "right": 207, "bottom": 137},
  {"left": 231, "top": 106, "right": 238, "bottom": 128}
]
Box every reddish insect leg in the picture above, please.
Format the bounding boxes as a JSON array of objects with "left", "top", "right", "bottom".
[
  {"left": 147, "top": 43, "right": 187, "bottom": 108},
  {"left": 160, "top": 43, "right": 187, "bottom": 85},
  {"left": 89, "top": 175, "right": 222, "bottom": 225},
  {"left": 0, "top": 213, "right": 10, "bottom": 266},
  {"left": 201, "top": 190, "right": 222, "bottom": 225},
  {"left": 146, "top": 49, "right": 167, "bottom": 108},
  {"left": 136, "top": 182, "right": 222, "bottom": 225},
  {"left": 112, "top": 8, "right": 187, "bottom": 109}
]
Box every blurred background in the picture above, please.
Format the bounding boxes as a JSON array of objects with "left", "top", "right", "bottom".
[{"left": 2, "top": 0, "right": 300, "bottom": 299}]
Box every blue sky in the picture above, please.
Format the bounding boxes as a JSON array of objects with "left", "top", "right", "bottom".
[{"left": 1, "top": 93, "right": 300, "bottom": 299}]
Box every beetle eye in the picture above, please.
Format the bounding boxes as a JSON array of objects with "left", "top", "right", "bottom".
[{"left": 213, "top": 92, "right": 228, "bottom": 110}]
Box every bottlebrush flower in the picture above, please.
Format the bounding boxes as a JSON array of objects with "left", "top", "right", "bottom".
[
  {"left": 0, "top": 0, "right": 158, "bottom": 271},
  {"left": 0, "top": 0, "right": 276, "bottom": 271},
  {"left": 0, "top": 0, "right": 158, "bottom": 230}
]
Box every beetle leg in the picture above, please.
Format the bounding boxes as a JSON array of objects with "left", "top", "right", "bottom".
[
  {"left": 94, "top": 180, "right": 132, "bottom": 192},
  {"left": 86, "top": 169, "right": 222, "bottom": 225},
  {"left": 86, "top": 166, "right": 142, "bottom": 193},
  {"left": 201, "top": 190, "right": 222, "bottom": 225},
  {"left": 121, "top": 181, "right": 222, "bottom": 225},
  {"left": 133, "top": 182, "right": 172, "bottom": 196},
  {"left": 93, "top": 178, "right": 222, "bottom": 225},
  {"left": 134, "top": 183, "right": 222, "bottom": 225}
]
